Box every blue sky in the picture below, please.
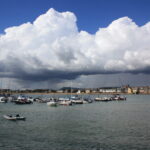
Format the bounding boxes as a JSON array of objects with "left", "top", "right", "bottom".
[{"left": 0, "top": 0, "right": 150, "bottom": 33}]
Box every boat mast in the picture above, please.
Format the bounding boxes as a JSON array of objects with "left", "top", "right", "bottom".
[{"left": 71, "top": 81, "right": 72, "bottom": 98}]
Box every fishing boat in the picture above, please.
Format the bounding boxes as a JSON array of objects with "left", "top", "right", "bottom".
[{"left": 3, "top": 114, "right": 26, "bottom": 121}]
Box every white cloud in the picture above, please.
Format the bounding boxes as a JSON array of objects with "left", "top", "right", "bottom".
[{"left": 0, "top": 8, "right": 150, "bottom": 83}]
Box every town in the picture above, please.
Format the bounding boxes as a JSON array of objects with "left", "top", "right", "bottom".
[{"left": 1, "top": 85, "right": 150, "bottom": 95}]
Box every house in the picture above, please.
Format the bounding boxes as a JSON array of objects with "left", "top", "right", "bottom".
[
  {"left": 99, "top": 87, "right": 120, "bottom": 93},
  {"left": 132, "top": 87, "right": 139, "bottom": 94},
  {"left": 76, "top": 90, "right": 81, "bottom": 94},
  {"left": 138, "top": 86, "right": 149, "bottom": 94},
  {"left": 57, "top": 90, "right": 63, "bottom": 93},
  {"left": 127, "top": 87, "right": 133, "bottom": 94},
  {"left": 85, "top": 89, "right": 91, "bottom": 94}
]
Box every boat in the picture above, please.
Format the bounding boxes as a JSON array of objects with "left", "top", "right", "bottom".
[
  {"left": 0, "top": 96, "right": 7, "bottom": 103},
  {"left": 8, "top": 96, "right": 17, "bottom": 102},
  {"left": 83, "top": 97, "right": 94, "bottom": 103},
  {"left": 58, "top": 97, "right": 72, "bottom": 106},
  {"left": 71, "top": 99, "right": 84, "bottom": 104},
  {"left": 82, "top": 100, "right": 89, "bottom": 104},
  {"left": 14, "top": 95, "right": 33, "bottom": 104},
  {"left": 70, "top": 95, "right": 84, "bottom": 104},
  {"left": 14, "top": 100, "right": 32, "bottom": 104},
  {"left": 34, "top": 97, "right": 46, "bottom": 103},
  {"left": 27, "top": 97, "right": 35, "bottom": 102},
  {"left": 59, "top": 100, "right": 72, "bottom": 106},
  {"left": 3, "top": 114, "right": 26, "bottom": 121},
  {"left": 95, "top": 97, "right": 111, "bottom": 102},
  {"left": 86, "top": 99, "right": 93, "bottom": 103},
  {"left": 47, "top": 101, "right": 58, "bottom": 107},
  {"left": 110, "top": 94, "right": 126, "bottom": 101}
]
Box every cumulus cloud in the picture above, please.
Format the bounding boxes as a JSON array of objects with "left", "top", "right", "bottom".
[{"left": 0, "top": 8, "right": 150, "bottom": 84}]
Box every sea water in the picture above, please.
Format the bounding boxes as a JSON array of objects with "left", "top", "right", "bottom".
[{"left": 0, "top": 95, "right": 150, "bottom": 150}]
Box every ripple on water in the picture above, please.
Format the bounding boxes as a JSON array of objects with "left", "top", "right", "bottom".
[{"left": 0, "top": 95, "right": 150, "bottom": 150}]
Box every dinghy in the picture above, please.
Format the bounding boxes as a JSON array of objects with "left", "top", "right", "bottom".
[{"left": 3, "top": 114, "right": 26, "bottom": 121}]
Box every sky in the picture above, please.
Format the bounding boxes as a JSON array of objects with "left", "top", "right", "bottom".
[{"left": 0, "top": 0, "right": 150, "bottom": 89}]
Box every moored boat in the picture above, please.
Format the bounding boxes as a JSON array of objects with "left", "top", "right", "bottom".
[
  {"left": 95, "top": 97, "right": 111, "bottom": 102},
  {"left": 71, "top": 99, "right": 84, "bottom": 104},
  {"left": 14, "top": 95, "right": 33, "bottom": 104},
  {"left": 47, "top": 101, "right": 58, "bottom": 107},
  {"left": 70, "top": 95, "right": 84, "bottom": 104},
  {"left": 59, "top": 100, "right": 72, "bottom": 106},
  {"left": 0, "top": 96, "right": 8, "bottom": 103},
  {"left": 110, "top": 94, "right": 126, "bottom": 101},
  {"left": 3, "top": 114, "right": 26, "bottom": 121}
]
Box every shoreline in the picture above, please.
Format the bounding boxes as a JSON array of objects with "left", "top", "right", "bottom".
[{"left": 2, "top": 92, "right": 150, "bottom": 95}]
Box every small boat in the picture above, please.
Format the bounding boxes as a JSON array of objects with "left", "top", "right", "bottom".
[
  {"left": 3, "top": 114, "right": 26, "bottom": 121},
  {"left": 14, "top": 95, "right": 33, "bottom": 104},
  {"left": 34, "top": 97, "right": 46, "bottom": 103},
  {"left": 59, "top": 100, "right": 72, "bottom": 106},
  {"left": 110, "top": 94, "right": 126, "bottom": 101},
  {"left": 82, "top": 100, "right": 88, "bottom": 104},
  {"left": 95, "top": 97, "right": 111, "bottom": 102},
  {"left": 27, "top": 97, "right": 35, "bottom": 102},
  {"left": 70, "top": 95, "right": 84, "bottom": 104},
  {"left": 0, "top": 96, "right": 7, "bottom": 103},
  {"left": 47, "top": 101, "right": 58, "bottom": 107},
  {"left": 8, "top": 96, "right": 17, "bottom": 102},
  {"left": 86, "top": 99, "right": 93, "bottom": 103},
  {"left": 71, "top": 99, "right": 84, "bottom": 104}
]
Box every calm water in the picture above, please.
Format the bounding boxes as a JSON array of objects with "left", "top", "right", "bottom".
[{"left": 0, "top": 95, "right": 150, "bottom": 150}]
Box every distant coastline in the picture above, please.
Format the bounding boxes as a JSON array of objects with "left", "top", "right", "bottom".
[
  {"left": 2, "top": 92, "right": 150, "bottom": 95},
  {"left": 1, "top": 85, "right": 150, "bottom": 95}
]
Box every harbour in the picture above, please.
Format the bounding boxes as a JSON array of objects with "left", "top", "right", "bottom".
[
  {"left": 0, "top": 94, "right": 150, "bottom": 150},
  {"left": 0, "top": 0, "right": 150, "bottom": 149}
]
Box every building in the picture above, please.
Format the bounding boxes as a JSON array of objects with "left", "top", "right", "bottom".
[
  {"left": 127, "top": 86, "right": 133, "bottom": 94},
  {"left": 99, "top": 87, "right": 121, "bottom": 93},
  {"left": 85, "top": 89, "right": 91, "bottom": 94}
]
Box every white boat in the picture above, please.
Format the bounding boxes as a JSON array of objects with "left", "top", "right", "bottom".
[
  {"left": 59, "top": 97, "right": 70, "bottom": 101},
  {"left": 71, "top": 99, "right": 84, "bottom": 104},
  {"left": 0, "top": 97, "right": 7, "bottom": 103},
  {"left": 94, "top": 97, "right": 102, "bottom": 101},
  {"left": 35, "top": 97, "right": 46, "bottom": 103},
  {"left": 27, "top": 97, "right": 34, "bottom": 102},
  {"left": 110, "top": 94, "right": 126, "bottom": 101},
  {"left": 59, "top": 100, "right": 72, "bottom": 106},
  {"left": 15, "top": 95, "right": 33, "bottom": 104},
  {"left": 95, "top": 97, "right": 111, "bottom": 102},
  {"left": 3, "top": 115, "right": 26, "bottom": 121},
  {"left": 82, "top": 100, "right": 88, "bottom": 104},
  {"left": 7, "top": 96, "right": 17, "bottom": 102},
  {"left": 47, "top": 101, "right": 58, "bottom": 107},
  {"left": 70, "top": 95, "right": 84, "bottom": 104},
  {"left": 58, "top": 97, "right": 72, "bottom": 106}
]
